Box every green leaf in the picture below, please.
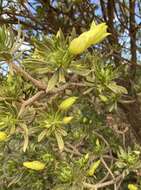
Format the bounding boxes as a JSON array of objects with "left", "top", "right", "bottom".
[
  {"left": 54, "top": 131, "right": 64, "bottom": 152},
  {"left": 107, "top": 82, "right": 128, "bottom": 94},
  {"left": 38, "top": 129, "right": 47, "bottom": 142},
  {"left": 21, "top": 124, "right": 29, "bottom": 152},
  {"left": 57, "top": 128, "right": 67, "bottom": 137},
  {"left": 59, "top": 68, "right": 66, "bottom": 83},
  {"left": 96, "top": 138, "right": 100, "bottom": 147},
  {"left": 46, "top": 71, "right": 59, "bottom": 92},
  {"left": 70, "top": 64, "right": 90, "bottom": 76},
  {"left": 83, "top": 87, "right": 94, "bottom": 95},
  {"left": 108, "top": 103, "right": 116, "bottom": 112},
  {"left": 0, "top": 25, "right": 23, "bottom": 61},
  {"left": 56, "top": 28, "right": 65, "bottom": 41},
  {"left": 9, "top": 125, "right": 16, "bottom": 135}
]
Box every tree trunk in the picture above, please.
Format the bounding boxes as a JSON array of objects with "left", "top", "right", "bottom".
[{"left": 120, "top": 100, "right": 141, "bottom": 144}]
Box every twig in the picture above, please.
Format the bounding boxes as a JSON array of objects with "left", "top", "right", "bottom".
[
  {"left": 100, "top": 157, "right": 115, "bottom": 180},
  {"left": 17, "top": 83, "right": 77, "bottom": 118},
  {"left": 83, "top": 174, "right": 122, "bottom": 189},
  {"left": 64, "top": 147, "right": 82, "bottom": 156},
  {"left": 65, "top": 142, "right": 82, "bottom": 156},
  {"left": 12, "top": 63, "right": 47, "bottom": 90},
  {"left": 18, "top": 90, "right": 45, "bottom": 118},
  {"left": 100, "top": 157, "right": 118, "bottom": 190}
]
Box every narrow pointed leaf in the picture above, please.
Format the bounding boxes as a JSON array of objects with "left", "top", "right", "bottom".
[
  {"left": 55, "top": 131, "right": 64, "bottom": 152},
  {"left": 46, "top": 71, "right": 59, "bottom": 92}
]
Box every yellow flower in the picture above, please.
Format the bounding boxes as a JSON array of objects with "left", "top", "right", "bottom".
[
  {"left": 69, "top": 21, "right": 110, "bottom": 55},
  {"left": 0, "top": 132, "right": 7, "bottom": 141},
  {"left": 62, "top": 116, "right": 73, "bottom": 124},
  {"left": 128, "top": 184, "right": 138, "bottom": 190},
  {"left": 59, "top": 97, "right": 78, "bottom": 111},
  {"left": 23, "top": 161, "right": 45, "bottom": 171}
]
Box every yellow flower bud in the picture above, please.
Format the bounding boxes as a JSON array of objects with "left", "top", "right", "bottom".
[
  {"left": 128, "top": 184, "right": 138, "bottom": 190},
  {"left": 23, "top": 161, "right": 45, "bottom": 171},
  {"left": 69, "top": 21, "right": 110, "bottom": 55},
  {"left": 62, "top": 116, "right": 73, "bottom": 124},
  {"left": 87, "top": 160, "right": 101, "bottom": 176},
  {"left": 59, "top": 97, "right": 78, "bottom": 111},
  {"left": 0, "top": 132, "right": 7, "bottom": 141}
]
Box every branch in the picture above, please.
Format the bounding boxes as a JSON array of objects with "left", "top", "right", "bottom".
[
  {"left": 12, "top": 63, "right": 47, "bottom": 90},
  {"left": 83, "top": 174, "right": 123, "bottom": 189},
  {"left": 18, "top": 90, "right": 45, "bottom": 118},
  {"left": 129, "top": 0, "right": 137, "bottom": 78},
  {"left": 100, "top": 157, "right": 115, "bottom": 180}
]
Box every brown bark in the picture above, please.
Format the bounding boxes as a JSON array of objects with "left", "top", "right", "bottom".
[
  {"left": 100, "top": 0, "right": 121, "bottom": 65},
  {"left": 129, "top": 0, "right": 137, "bottom": 78},
  {"left": 119, "top": 100, "right": 141, "bottom": 144},
  {"left": 107, "top": 0, "right": 117, "bottom": 45},
  {"left": 118, "top": 1, "right": 140, "bottom": 143}
]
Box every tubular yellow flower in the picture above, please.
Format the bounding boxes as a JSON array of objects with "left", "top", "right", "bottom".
[
  {"left": 69, "top": 21, "right": 110, "bottom": 55},
  {"left": 128, "top": 184, "right": 138, "bottom": 190},
  {"left": 62, "top": 116, "right": 73, "bottom": 124},
  {"left": 0, "top": 132, "right": 7, "bottom": 141},
  {"left": 23, "top": 161, "right": 45, "bottom": 171}
]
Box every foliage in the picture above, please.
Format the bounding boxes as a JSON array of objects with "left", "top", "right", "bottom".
[{"left": 0, "top": 14, "right": 141, "bottom": 190}]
